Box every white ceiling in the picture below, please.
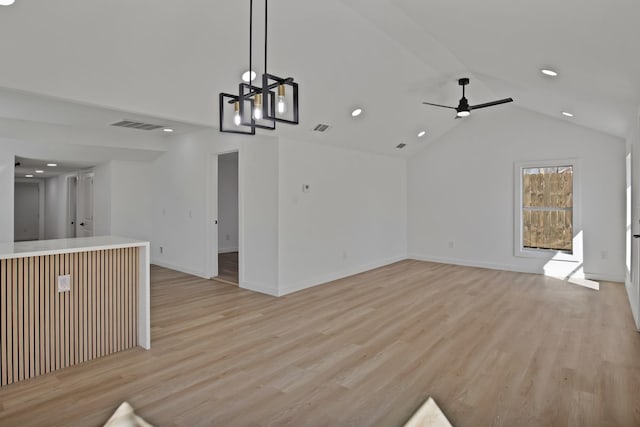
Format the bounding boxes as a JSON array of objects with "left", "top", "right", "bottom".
[
  {"left": 0, "top": 0, "right": 636, "bottom": 158},
  {"left": 0, "top": 86, "right": 206, "bottom": 135},
  {"left": 14, "top": 156, "right": 94, "bottom": 179}
]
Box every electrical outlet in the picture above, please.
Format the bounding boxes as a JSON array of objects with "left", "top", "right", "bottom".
[
  {"left": 302, "top": 184, "right": 310, "bottom": 193},
  {"left": 226, "top": 234, "right": 230, "bottom": 241},
  {"left": 601, "top": 250, "right": 608, "bottom": 260},
  {"left": 58, "top": 275, "right": 71, "bottom": 293},
  {"left": 160, "top": 246, "right": 164, "bottom": 254},
  {"left": 448, "top": 241, "right": 454, "bottom": 249}
]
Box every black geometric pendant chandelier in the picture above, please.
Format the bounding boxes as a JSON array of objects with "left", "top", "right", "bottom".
[{"left": 219, "top": 0, "right": 299, "bottom": 135}]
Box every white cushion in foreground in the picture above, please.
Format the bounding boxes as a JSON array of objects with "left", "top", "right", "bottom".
[
  {"left": 103, "top": 402, "right": 154, "bottom": 427},
  {"left": 403, "top": 397, "right": 453, "bottom": 427}
]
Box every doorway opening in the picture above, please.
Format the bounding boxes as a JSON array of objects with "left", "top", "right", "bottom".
[
  {"left": 65, "top": 173, "right": 95, "bottom": 238},
  {"left": 14, "top": 156, "right": 95, "bottom": 241},
  {"left": 14, "top": 180, "right": 44, "bottom": 241},
  {"left": 215, "top": 152, "right": 239, "bottom": 285}
]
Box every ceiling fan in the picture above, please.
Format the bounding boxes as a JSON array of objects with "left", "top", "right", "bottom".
[{"left": 422, "top": 78, "right": 513, "bottom": 118}]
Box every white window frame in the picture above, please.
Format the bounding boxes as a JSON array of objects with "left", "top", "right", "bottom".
[{"left": 514, "top": 159, "right": 581, "bottom": 261}]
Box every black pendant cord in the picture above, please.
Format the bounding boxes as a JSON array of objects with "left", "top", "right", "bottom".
[
  {"left": 264, "top": 0, "right": 268, "bottom": 76},
  {"left": 249, "top": 0, "right": 253, "bottom": 89}
]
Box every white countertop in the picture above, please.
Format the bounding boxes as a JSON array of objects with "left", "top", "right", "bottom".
[{"left": 0, "top": 236, "right": 149, "bottom": 260}]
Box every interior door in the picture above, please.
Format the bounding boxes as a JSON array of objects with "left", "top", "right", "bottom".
[
  {"left": 14, "top": 182, "right": 40, "bottom": 241},
  {"left": 76, "top": 173, "right": 94, "bottom": 237}
]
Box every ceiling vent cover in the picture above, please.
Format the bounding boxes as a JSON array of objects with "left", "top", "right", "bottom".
[
  {"left": 111, "top": 120, "right": 165, "bottom": 131},
  {"left": 312, "top": 124, "right": 331, "bottom": 133}
]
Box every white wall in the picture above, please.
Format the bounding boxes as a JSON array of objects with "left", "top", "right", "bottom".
[
  {"left": 625, "top": 109, "right": 640, "bottom": 330},
  {"left": 90, "top": 160, "right": 153, "bottom": 241},
  {"left": 45, "top": 174, "right": 70, "bottom": 239},
  {"left": 408, "top": 107, "right": 625, "bottom": 282},
  {"left": 109, "top": 161, "right": 153, "bottom": 241},
  {"left": 150, "top": 129, "right": 280, "bottom": 295},
  {"left": 0, "top": 152, "right": 14, "bottom": 243},
  {"left": 217, "top": 152, "right": 239, "bottom": 253},
  {"left": 150, "top": 130, "right": 407, "bottom": 297},
  {"left": 14, "top": 181, "right": 41, "bottom": 241},
  {"left": 240, "top": 139, "right": 280, "bottom": 294},
  {"left": 151, "top": 130, "right": 210, "bottom": 277},
  {"left": 93, "top": 163, "right": 111, "bottom": 236},
  {"left": 278, "top": 138, "right": 407, "bottom": 295}
]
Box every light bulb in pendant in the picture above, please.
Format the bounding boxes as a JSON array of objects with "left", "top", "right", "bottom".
[
  {"left": 277, "top": 85, "right": 287, "bottom": 114},
  {"left": 253, "top": 93, "right": 263, "bottom": 120},
  {"left": 233, "top": 101, "right": 241, "bottom": 126}
]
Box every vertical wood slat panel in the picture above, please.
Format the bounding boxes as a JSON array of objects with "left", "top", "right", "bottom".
[
  {"left": 1, "top": 257, "right": 6, "bottom": 386},
  {"left": 64, "top": 253, "right": 70, "bottom": 370},
  {"left": 53, "top": 255, "right": 58, "bottom": 372},
  {"left": 32, "top": 257, "right": 39, "bottom": 378},
  {"left": 17, "top": 258, "right": 24, "bottom": 382},
  {"left": 54, "top": 254, "right": 60, "bottom": 372},
  {"left": 0, "top": 247, "right": 139, "bottom": 387}
]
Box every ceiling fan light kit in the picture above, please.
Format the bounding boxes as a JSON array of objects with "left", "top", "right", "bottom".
[
  {"left": 423, "top": 77, "right": 513, "bottom": 119},
  {"left": 219, "top": 0, "right": 299, "bottom": 135}
]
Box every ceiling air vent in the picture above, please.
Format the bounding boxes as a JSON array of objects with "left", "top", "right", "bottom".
[
  {"left": 396, "top": 143, "right": 407, "bottom": 149},
  {"left": 111, "top": 120, "right": 165, "bottom": 131},
  {"left": 312, "top": 123, "right": 331, "bottom": 133}
]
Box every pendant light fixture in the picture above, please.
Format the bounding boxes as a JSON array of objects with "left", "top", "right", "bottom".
[{"left": 219, "top": 0, "right": 299, "bottom": 134}]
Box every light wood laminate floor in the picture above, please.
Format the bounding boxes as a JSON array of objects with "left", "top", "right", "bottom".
[
  {"left": 0, "top": 260, "right": 639, "bottom": 426},
  {"left": 216, "top": 251, "right": 239, "bottom": 285}
]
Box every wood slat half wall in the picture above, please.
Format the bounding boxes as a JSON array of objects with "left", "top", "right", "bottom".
[{"left": 0, "top": 247, "right": 139, "bottom": 387}]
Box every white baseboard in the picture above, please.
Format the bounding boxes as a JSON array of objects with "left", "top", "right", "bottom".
[
  {"left": 218, "top": 247, "right": 239, "bottom": 254},
  {"left": 584, "top": 272, "right": 625, "bottom": 283},
  {"left": 241, "top": 280, "right": 279, "bottom": 297},
  {"left": 151, "top": 259, "right": 209, "bottom": 279},
  {"left": 279, "top": 254, "right": 407, "bottom": 296},
  {"left": 409, "top": 254, "right": 536, "bottom": 275},
  {"left": 410, "top": 254, "right": 626, "bottom": 284}
]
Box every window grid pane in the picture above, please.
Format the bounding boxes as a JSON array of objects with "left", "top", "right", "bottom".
[{"left": 522, "top": 166, "right": 573, "bottom": 252}]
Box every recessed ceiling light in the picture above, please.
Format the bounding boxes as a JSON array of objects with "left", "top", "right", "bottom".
[
  {"left": 0, "top": 0, "right": 16, "bottom": 6},
  {"left": 35, "top": 170, "right": 44, "bottom": 174},
  {"left": 163, "top": 128, "right": 174, "bottom": 133},
  {"left": 47, "top": 163, "right": 57, "bottom": 167},
  {"left": 351, "top": 108, "right": 363, "bottom": 117},
  {"left": 25, "top": 174, "right": 33, "bottom": 178},
  {"left": 417, "top": 131, "right": 426, "bottom": 138},
  {"left": 242, "top": 70, "right": 257, "bottom": 82},
  {"left": 541, "top": 69, "right": 558, "bottom": 77},
  {"left": 562, "top": 111, "right": 574, "bottom": 117}
]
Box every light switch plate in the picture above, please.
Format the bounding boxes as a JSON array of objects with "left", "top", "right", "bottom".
[{"left": 58, "top": 274, "right": 71, "bottom": 293}]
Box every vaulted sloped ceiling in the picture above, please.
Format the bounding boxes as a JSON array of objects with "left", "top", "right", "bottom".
[{"left": 0, "top": 0, "right": 637, "bottom": 157}]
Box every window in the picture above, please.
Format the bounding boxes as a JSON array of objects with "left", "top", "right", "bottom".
[
  {"left": 515, "top": 160, "right": 580, "bottom": 259},
  {"left": 522, "top": 166, "right": 573, "bottom": 252}
]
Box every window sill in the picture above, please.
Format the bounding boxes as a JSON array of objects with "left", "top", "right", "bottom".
[{"left": 515, "top": 247, "right": 580, "bottom": 262}]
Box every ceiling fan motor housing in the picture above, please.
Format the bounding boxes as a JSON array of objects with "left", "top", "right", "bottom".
[{"left": 458, "top": 97, "right": 469, "bottom": 111}]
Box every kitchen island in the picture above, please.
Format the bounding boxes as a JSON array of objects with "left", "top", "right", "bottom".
[{"left": 0, "top": 236, "right": 150, "bottom": 387}]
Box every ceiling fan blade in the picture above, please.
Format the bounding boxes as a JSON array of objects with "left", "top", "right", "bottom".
[
  {"left": 422, "top": 101, "right": 457, "bottom": 110},
  {"left": 469, "top": 98, "right": 513, "bottom": 110}
]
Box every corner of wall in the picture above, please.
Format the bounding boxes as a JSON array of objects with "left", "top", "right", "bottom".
[{"left": 0, "top": 151, "right": 15, "bottom": 243}]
